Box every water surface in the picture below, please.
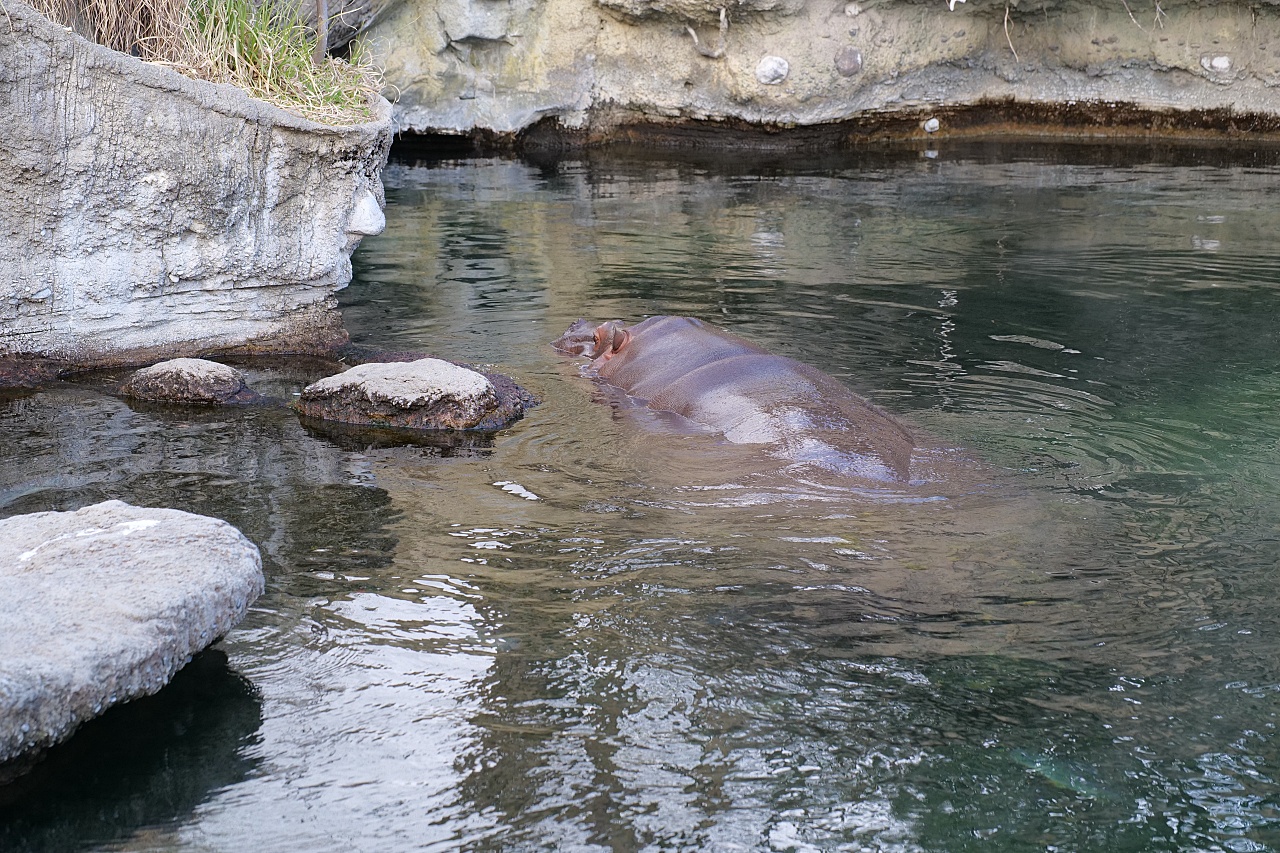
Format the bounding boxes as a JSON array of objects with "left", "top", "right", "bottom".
[{"left": 4, "top": 143, "right": 1280, "bottom": 851}]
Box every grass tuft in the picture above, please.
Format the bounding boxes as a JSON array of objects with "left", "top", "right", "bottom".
[{"left": 26, "top": 0, "right": 381, "bottom": 124}]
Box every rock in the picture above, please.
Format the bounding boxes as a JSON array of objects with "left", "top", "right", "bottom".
[
  {"left": 0, "top": 0, "right": 393, "bottom": 370},
  {"left": 301, "top": 0, "right": 396, "bottom": 53},
  {"left": 297, "top": 358, "right": 525, "bottom": 431},
  {"left": 0, "top": 500, "right": 264, "bottom": 769},
  {"left": 362, "top": 0, "right": 1280, "bottom": 144},
  {"left": 0, "top": 357, "right": 58, "bottom": 391},
  {"left": 596, "top": 0, "right": 804, "bottom": 21},
  {"left": 1201, "top": 54, "right": 1233, "bottom": 75},
  {"left": 755, "top": 55, "right": 790, "bottom": 85},
  {"left": 835, "top": 46, "right": 863, "bottom": 77},
  {"left": 119, "top": 358, "right": 260, "bottom": 405}
]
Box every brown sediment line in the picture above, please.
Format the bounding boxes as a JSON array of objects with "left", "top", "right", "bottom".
[{"left": 418, "top": 99, "right": 1280, "bottom": 155}]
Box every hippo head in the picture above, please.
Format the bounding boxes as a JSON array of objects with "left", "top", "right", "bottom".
[{"left": 552, "top": 319, "right": 631, "bottom": 361}]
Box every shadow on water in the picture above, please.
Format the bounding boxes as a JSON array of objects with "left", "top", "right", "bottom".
[
  {"left": 0, "top": 650, "right": 262, "bottom": 852},
  {"left": 297, "top": 416, "right": 499, "bottom": 456}
]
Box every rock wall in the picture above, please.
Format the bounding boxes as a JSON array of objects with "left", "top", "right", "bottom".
[
  {"left": 0, "top": 1, "right": 393, "bottom": 368},
  {"left": 355, "top": 0, "right": 1280, "bottom": 141}
]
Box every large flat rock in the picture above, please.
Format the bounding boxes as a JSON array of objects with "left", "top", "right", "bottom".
[{"left": 0, "top": 501, "right": 264, "bottom": 769}]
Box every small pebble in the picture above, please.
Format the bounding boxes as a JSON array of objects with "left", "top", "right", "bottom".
[
  {"left": 923, "top": 117, "right": 941, "bottom": 133},
  {"left": 1200, "top": 54, "right": 1231, "bottom": 73},
  {"left": 835, "top": 46, "right": 863, "bottom": 77},
  {"left": 756, "top": 55, "right": 790, "bottom": 85}
]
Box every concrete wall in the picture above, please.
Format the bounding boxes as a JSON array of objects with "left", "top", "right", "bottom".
[{"left": 0, "top": 0, "right": 393, "bottom": 367}]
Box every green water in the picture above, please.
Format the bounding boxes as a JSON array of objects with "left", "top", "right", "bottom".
[{"left": 4, "top": 144, "right": 1280, "bottom": 851}]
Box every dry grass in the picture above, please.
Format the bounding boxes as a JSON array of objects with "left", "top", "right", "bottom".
[
  {"left": 26, "top": 0, "right": 381, "bottom": 124},
  {"left": 27, "top": 0, "right": 189, "bottom": 58}
]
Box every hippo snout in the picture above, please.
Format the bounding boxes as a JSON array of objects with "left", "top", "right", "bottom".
[{"left": 552, "top": 319, "right": 598, "bottom": 356}]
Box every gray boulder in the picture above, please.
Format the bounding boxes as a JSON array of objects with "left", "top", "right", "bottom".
[
  {"left": 297, "top": 357, "right": 524, "bottom": 430},
  {"left": 120, "top": 358, "right": 260, "bottom": 404},
  {"left": 0, "top": 501, "right": 264, "bottom": 769}
]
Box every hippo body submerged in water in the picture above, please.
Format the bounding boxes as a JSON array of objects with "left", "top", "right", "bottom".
[{"left": 553, "top": 316, "right": 922, "bottom": 486}]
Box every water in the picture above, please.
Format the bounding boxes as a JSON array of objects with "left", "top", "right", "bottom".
[{"left": 4, "top": 143, "right": 1280, "bottom": 851}]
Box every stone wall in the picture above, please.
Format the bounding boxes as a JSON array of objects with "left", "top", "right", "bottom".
[
  {"left": 351, "top": 0, "right": 1280, "bottom": 141},
  {"left": 0, "top": 1, "right": 393, "bottom": 367}
]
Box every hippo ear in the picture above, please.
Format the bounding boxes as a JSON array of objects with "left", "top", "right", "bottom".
[{"left": 612, "top": 329, "right": 632, "bottom": 354}]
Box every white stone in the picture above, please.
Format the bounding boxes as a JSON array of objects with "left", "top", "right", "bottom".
[
  {"left": 923, "top": 117, "right": 941, "bottom": 133},
  {"left": 347, "top": 189, "right": 388, "bottom": 239},
  {"left": 0, "top": 500, "right": 263, "bottom": 764},
  {"left": 307, "top": 359, "right": 496, "bottom": 409},
  {"left": 1201, "top": 54, "right": 1232, "bottom": 73},
  {"left": 756, "top": 56, "right": 790, "bottom": 85}
]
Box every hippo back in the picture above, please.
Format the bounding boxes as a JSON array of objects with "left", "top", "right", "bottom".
[
  {"left": 588, "top": 316, "right": 914, "bottom": 483},
  {"left": 597, "top": 317, "right": 766, "bottom": 400}
]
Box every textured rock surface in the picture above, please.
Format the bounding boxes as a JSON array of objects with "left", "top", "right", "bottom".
[
  {"left": 0, "top": 0, "right": 393, "bottom": 368},
  {"left": 120, "top": 358, "right": 259, "bottom": 404},
  {"left": 0, "top": 500, "right": 264, "bottom": 767},
  {"left": 358, "top": 0, "right": 1280, "bottom": 140},
  {"left": 297, "top": 357, "right": 526, "bottom": 430}
]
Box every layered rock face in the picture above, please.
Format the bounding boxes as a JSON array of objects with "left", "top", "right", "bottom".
[
  {"left": 0, "top": 0, "right": 393, "bottom": 367},
  {"left": 351, "top": 0, "right": 1280, "bottom": 140}
]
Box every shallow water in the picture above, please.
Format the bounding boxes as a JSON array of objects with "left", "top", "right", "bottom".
[{"left": 5, "top": 144, "right": 1280, "bottom": 851}]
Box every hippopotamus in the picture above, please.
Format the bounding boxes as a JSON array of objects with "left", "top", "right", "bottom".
[{"left": 553, "top": 316, "right": 917, "bottom": 485}]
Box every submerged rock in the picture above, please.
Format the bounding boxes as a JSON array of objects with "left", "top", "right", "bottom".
[
  {"left": 120, "top": 358, "right": 261, "bottom": 405},
  {"left": 0, "top": 357, "right": 58, "bottom": 391},
  {"left": 297, "top": 358, "right": 526, "bottom": 431},
  {"left": 0, "top": 501, "right": 264, "bottom": 771}
]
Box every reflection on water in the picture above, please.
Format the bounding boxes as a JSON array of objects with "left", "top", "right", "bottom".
[{"left": 5, "top": 144, "right": 1280, "bottom": 850}]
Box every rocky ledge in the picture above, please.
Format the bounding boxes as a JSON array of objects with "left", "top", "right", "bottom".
[
  {"left": 0, "top": 501, "right": 264, "bottom": 775},
  {"left": 318, "top": 0, "right": 1280, "bottom": 145}
]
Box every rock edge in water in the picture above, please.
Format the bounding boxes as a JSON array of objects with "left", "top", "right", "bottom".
[
  {"left": 119, "top": 358, "right": 262, "bottom": 405},
  {"left": 0, "top": 500, "right": 264, "bottom": 774},
  {"left": 297, "top": 357, "right": 527, "bottom": 431}
]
